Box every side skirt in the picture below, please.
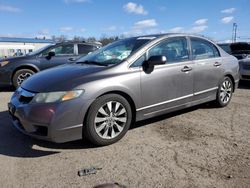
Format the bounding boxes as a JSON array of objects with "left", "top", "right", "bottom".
[{"left": 136, "top": 95, "right": 216, "bottom": 121}]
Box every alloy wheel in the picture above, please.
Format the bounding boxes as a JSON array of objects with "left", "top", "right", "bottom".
[
  {"left": 219, "top": 79, "right": 232, "bottom": 104},
  {"left": 17, "top": 72, "right": 33, "bottom": 86},
  {"left": 94, "top": 101, "right": 127, "bottom": 139}
]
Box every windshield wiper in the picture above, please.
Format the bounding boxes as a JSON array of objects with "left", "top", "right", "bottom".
[{"left": 76, "top": 60, "right": 108, "bottom": 66}]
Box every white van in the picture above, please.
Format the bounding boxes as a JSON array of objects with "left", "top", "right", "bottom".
[{"left": 0, "top": 44, "right": 35, "bottom": 58}]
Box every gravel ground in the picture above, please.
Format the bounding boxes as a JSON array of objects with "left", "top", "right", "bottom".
[{"left": 0, "top": 82, "right": 250, "bottom": 188}]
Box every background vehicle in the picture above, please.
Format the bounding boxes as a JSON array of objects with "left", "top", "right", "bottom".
[
  {"left": 0, "top": 44, "right": 35, "bottom": 58},
  {"left": 0, "top": 41, "right": 101, "bottom": 88},
  {"left": 218, "top": 42, "right": 250, "bottom": 80},
  {"left": 8, "top": 34, "right": 239, "bottom": 146}
]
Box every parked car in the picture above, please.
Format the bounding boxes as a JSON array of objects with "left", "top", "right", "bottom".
[
  {"left": 218, "top": 42, "right": 250, "bottom": 80},
  {"left": 8, "top": 33, "right": 239, "bottom": 146},
  {"left": 0, "top": 41, "right": 101, "bottom": 88}
]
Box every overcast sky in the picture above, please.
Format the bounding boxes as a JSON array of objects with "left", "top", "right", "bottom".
[{"left": 0, "top": 0, "right": 249, "bottom": 42}]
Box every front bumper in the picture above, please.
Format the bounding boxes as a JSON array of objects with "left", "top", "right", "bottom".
[
  {"left": 8, "top": 90, "right": 94, "bottom": 143},
  {"left": 0, "top": 67, "right": 12, "bottom": 86},
  {"left": 239, "top": 60, "right": 250, "bottom": 80}
]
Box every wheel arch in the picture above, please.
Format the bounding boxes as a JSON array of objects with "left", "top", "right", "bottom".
[
  {"left": 99, "top": 90, "right": 136, "bottom": 118},
  {"left": 12, "top": 65, "right": 40, "bottom": 82},
  {"left": 82, "top": 90, "right": 137, "bottom": 130},
  {"left": 224, "top": 74, "right": 235, "bottom": 92}
]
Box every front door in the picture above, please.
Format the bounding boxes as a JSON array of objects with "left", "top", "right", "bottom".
[
  {"left": 38, "top": 43, "right": 76, "bottom": 70},
  {"left": 138, "top": 37, "right": 194, "bottom": 116}
]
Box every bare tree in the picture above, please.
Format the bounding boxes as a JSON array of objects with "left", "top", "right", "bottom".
[
  {"left": 50, "top": 34, "right": 120, "bottom": 45},
  {"left": 99, "top": 35, "right": 119, "bottom": 46}
]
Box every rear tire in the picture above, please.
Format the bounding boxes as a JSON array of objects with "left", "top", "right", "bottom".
[
  {"left": 13, "top": 69, "right": 35, "bottom": 88},
  {"left": 215, "top": 76, "right": 233, "bottom": 107},
  {"left": 84, "top": 94, "right": 132, "bottom": 146}
]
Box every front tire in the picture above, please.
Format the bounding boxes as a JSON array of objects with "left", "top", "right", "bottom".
[
  {"left": 84, "top": 94, "right": 132, "bottom": 146},
  {"left": 215, "top": 76, "right": 233, "bottom": 107},
  {"left": 13, "top": 69, "right": 35, "bottom": 88}
]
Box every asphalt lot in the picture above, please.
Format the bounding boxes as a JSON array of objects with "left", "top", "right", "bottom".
[{"left": 0, "top": 82, "right": 250, "bottom": 188}]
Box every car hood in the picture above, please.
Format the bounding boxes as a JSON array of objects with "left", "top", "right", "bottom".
[
  {"left": 1, "top": 55, "right": 33, "bottom": 62},
  {"left": 21, "top": 64, "right": 107, "bottom": 92}
]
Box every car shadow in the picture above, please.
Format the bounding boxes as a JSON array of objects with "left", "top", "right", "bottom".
[
  {"left": 0, "top": 110, "right": 95, "bottom": 158},
  {"left": 0, "top": 102, "right": 217, "bottom": 158}
]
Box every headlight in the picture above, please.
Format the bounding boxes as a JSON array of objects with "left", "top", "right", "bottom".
[
  {"left": 31, "top": 90, "right": 84, "bottom": 103},
  {"left": 0, "top": 61, "right": 9, "bottom": 67}
]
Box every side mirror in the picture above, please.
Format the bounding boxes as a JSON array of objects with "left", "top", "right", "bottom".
[
  {"left": 46, "top": 51, "right": 55, "bottom": 60},
  {"left": 48, "top": 51, "right": 55, "bottom": 57},
  {"left": 147, "top": 55, "right": 167, "bottom": 66},
  {"left": 142, "top": 55, "right": 167, "bottom": 74}
]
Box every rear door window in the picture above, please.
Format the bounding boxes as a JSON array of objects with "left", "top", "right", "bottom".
[{"left": 191, "top": 38, "right": 220, "bottom": 60}]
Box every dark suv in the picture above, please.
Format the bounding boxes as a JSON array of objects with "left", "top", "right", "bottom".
[
  {"left": 218, "top": 42, "right": 250, "bottom": 80},
  {"left": 0, "top": 41, "right": 101, "bottom": 88}
]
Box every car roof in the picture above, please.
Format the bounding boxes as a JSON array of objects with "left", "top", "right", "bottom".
[
  {"left": 129, "top": 33, "right": 215, "bottom": 42},
  {"left": 134, "top": 33, "right": 208, "bottom": 38},
  {"left": 55, "top": 41, "right": 102, "bottom": 46}
]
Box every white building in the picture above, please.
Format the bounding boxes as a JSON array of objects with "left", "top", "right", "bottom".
[{"left": 0, "top": 37, "right": 53, "bottom": 58}]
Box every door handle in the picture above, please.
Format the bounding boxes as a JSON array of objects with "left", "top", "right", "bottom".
[
  {"left": 68, "top": 57, "right": 76, "bottom": 62},
  {"left": 181, "top": 66, "right": 192, "bottom": 72},
  {"left": 214, "top": 62, "right": 222, "bottom": 67}
]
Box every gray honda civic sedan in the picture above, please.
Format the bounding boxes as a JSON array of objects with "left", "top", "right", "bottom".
[{"left": 8, "top": 33, "right": 239, "bottom": 146}]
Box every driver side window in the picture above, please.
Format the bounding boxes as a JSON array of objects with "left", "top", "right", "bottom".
[
  {"left": 148, "top": 37, "right": 189, "bottom": 64},
  {"left": 42, "top": 44, "right": 74, "bottom": 56}
]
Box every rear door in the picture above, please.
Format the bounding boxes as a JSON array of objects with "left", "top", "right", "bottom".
[
  {"left": 38, "top": 43, "right": 76, "bottom": 70},
  {"left": 190, "top": 37, "right": 224, "bottom": 100},
  {"left": 136, "top": 37, "right": 194, "bottom": 116}
]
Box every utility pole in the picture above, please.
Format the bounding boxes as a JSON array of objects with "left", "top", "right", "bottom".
[{"left": 232, "top": 23, "right": 237, "bottom": 43}]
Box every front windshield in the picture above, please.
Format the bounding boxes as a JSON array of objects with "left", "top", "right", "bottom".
[
  {"left": 27, "top": 44, "right": 54, "bottom": 56},
  {"left": 77, "top": 37, "right": 152, "bottom": 65}
]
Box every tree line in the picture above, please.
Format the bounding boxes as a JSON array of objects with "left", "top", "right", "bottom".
[{"left": 50, "top": 35, "right": 126, "bottom": 46}]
